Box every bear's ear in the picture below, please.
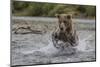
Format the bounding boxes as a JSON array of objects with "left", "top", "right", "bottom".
[
  {"left": 66, "top": 14, "right": 72, "bottom": 19},
  {"left": 55, "top": 14, "right": 60, "bottom": 18}
]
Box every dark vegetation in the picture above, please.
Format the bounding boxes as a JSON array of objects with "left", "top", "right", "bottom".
[{"left": 12, "top": 1, "right": 96, "bottom": 18}]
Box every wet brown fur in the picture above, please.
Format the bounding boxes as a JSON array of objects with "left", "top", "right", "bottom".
[{"left": 52, "top": 14, "right": 79, "bottom": 50}]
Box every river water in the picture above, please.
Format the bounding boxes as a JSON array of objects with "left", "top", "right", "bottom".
[{"left": 11, "top": 17, "right": 96, "bottom": 66}]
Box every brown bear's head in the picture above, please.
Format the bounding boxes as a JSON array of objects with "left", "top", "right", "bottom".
[{"left": 56, "top": 14, "right": 73, "bottom": 33}]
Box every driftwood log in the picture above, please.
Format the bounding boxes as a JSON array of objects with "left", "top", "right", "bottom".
[{"left": 14, "top": 26, "right": 46, "bottom": 34}]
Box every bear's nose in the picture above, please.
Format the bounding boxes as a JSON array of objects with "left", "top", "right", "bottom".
[{"left": 60, "top": 28, "right": 63, "bottom": 30}]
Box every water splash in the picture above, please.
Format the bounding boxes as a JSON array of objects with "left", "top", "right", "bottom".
[
  {"left": 22, "top": 34, "right": 94, "bottom": 56},
  {"left": 31, "top": 36, "right": 76, "bottom": 56},
  {"left": 39, "top": 34, "right": 94, "bottom": 56},
  {"left": 74, "top": 34, "right": 94, "bottom": 52}
]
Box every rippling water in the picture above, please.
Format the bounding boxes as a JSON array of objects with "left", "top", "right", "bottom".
[
  {"left": 11, "top": 30, "right": 95, "bottom": 66},
  {"left": 11, "top": 17, "right": 96, "bottom": 66}
]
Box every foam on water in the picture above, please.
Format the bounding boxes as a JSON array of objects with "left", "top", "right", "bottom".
[
  {"left": 74, "top": 34, "right": 94, "bottom": 52},
  {"left": 39, "top": 34, "right": 94, "bottom": 56},
  {"left": 32, "top": 38, "right": 77, "bottom": 56},
  {"left": 38, "top": 40, "right": 59, "bottom": 56},
  {"left": 23, "top": 34, "right": 94, "bottom": 56}
]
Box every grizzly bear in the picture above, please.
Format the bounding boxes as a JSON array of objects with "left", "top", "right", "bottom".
[{"left": 52, "top": 14, "right": 79, "bottom": 50}]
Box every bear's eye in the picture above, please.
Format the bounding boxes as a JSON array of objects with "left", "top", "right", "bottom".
[{"left": 63, "top": 21, "right": 66, "bottom": 23}]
